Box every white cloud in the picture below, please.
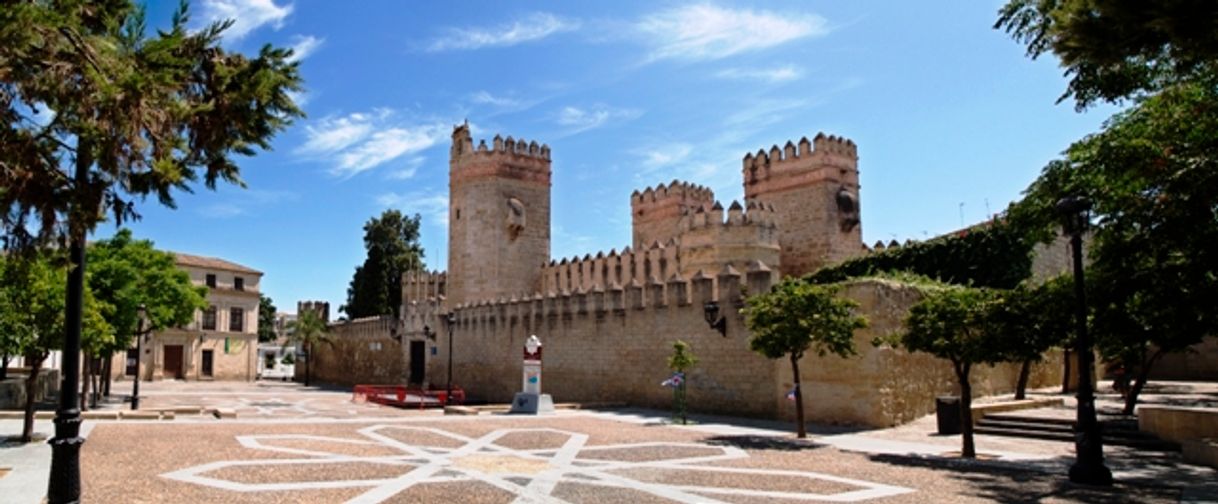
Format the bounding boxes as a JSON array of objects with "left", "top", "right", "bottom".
[
  {"left": 637, "top": 143, "right": 693, "bottom": 169},
  {"left": 555, "top": 105, "right": 642, "bottom": 135},
  {"left": 716, "top": 64, "right": 804, "bottom": 83},
  {"left": 637, "top": 4, "right": 827, "bottom": 61},
  {"left": 298, "top": 110, "right": 446, "bottom": 178},
  {"left": 426, "top": 12, "right": 579, "bottom": 52},
  {"left": 287, "top": 34, "right": 324, "bottom": 62},
  {"left": 470, "top": 91, "right": 521, "bottom": 108},
  {"left": 198, "top": 0, "right": 293, "bottom": 40},
  {"left": 386, "top": 157, "right": 425, "bottom": 180},
  {"left": 376, "top": 192, "right": 449, "bottom": 227},
  {"left": 196, "top": 189, "right": 297, "bottom": 219}
]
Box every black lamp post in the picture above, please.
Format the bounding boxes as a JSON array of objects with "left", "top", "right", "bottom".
[
  {"left": 444, "top": 312, "right": 456, "bottom": 405},
  {"left": 703, "top": 301, "right": 727, "bottom": 337},
  {"left": 48, "top": 232, "right": 86, "bottom": 503},
  {"left": 131, "top": 304, "right": 150, "bottom": 410},
  {"left": 1057, "top": 196, "right": 1113, "bottom": 486}
]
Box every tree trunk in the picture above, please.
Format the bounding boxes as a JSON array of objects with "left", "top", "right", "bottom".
[
  {"left": 305, "top": 342, "right": 311, "bottom": 387},
  {"left": 102, "top": 352, "right": 112, "bottom": 397},
  {"left": 790, "top": 353, "right": 806, "bottom": 438},
  {"left": 1123, "top": 350, "right": 1163, "bottom": 415},
  {"left": 956, "top": 362, "right": 976, "bottom": 458},
  {"left": 1062, "top": 348, "right": 1072, "bottom": 394},
  {"left": 1, "top": 353, "right": 9, "bottom": 380},
  {"left": 22, "top": 353, "right": 45, "bottom": 443},
  {"left": 1015, "top": 359, "right": 1033, "bottom": 400},
  {"left": 80, "top": 351, "right": 91, "bottom": 411}
]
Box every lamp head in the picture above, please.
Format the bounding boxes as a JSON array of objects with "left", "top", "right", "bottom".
[{"left": 703, "top": 301, "right": 720, "bottom": 325}]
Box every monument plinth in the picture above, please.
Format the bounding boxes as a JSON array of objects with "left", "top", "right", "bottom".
[{"left": 510, "top": 335, "right": 554, "bottom": 414}]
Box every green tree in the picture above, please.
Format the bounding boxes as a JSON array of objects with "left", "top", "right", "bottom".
[
  {"left": 288, "top": 308, "right": 330, "bottom": 387},
  {"left": 899, "top": 285, "right": 1003, "bottom": 458},
  {"left": 0, "top": 2, "right": 300, "bottom": 495},
  {"left": 1012, "top": 82, "right": 1218, "bottom": 414},
  {"left": 989, "top": 277, "right": 1073, "bottom": 399},
  {"left": 996, "top": 0, "right": 1218, "bottom": 108},
  {"left": 665, "top": 340, "right": 699, "bottom": 425},
  {"left": 342, "top": 210, "right": 424, "bottom": 318},
  {"left": 743, "top": 280, "right": 867, "bottom": 438},
  {"left": 86, "top": 229, "right": 206, "bottom": 405},
  {"left": 258, "top": 294, "right": 278, "bottom": 343},
  {"left": 1, "top": 253, "right": 108, "bottom": 442}
]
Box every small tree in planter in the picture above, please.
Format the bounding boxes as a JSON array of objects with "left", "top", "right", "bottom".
[
  {"left": 664, "top": 340, "right": 699, "bottom": 425},
  {"left": 743, "top": 280, "right": 867, "bottom": 438}
]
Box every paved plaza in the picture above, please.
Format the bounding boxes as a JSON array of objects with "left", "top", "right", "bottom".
[{"left": 2, "top": 381, "right": 1215, "bottom": 503}]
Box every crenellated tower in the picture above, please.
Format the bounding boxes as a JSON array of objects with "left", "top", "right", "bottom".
[
  {"left": 630, "top": 180, "right": 715, "bottom": 249},
  {"left": 742, "top": 133, "right": 862, "bottom": 276},
  {"left": 447, "top": 122, "right": 551, "bottom": 306}
]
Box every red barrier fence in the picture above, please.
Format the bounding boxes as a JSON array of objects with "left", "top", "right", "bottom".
[{"left": 352, "top": 385, "right": 465, "bottom": 409}]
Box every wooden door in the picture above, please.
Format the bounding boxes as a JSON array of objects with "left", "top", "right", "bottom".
[{"left": 163, "top": 345, "right": 184, "bottom": 379}]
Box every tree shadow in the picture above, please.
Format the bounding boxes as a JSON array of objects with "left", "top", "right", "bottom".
[
  {"left": 703, "top": 434, "right": 828, "bottom": 452},
  {"left": 866, "top": 453, "right": 1184, "bottom": 503}
]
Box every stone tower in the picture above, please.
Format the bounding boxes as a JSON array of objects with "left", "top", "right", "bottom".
[
  {"left": 630, "top": 180, "right": 715, "bottom": 250},
  {"left": 742, "top": 133, "right": 862, "bottom": 277},
  {"left": 447, "top": 123, "right": 552, "bottom": 306}
]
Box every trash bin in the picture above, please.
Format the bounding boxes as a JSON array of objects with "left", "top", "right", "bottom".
[{"left": 936, "top": 396, "right": 962, "bottom": 435}]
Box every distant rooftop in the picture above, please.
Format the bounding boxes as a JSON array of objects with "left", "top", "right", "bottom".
[{"left": 173, "top": 252, "right": 262, "bottom": 275}]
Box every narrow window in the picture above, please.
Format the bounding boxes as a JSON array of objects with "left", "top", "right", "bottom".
[
  {"left": 201, "top": 350, "right": 214, "bottom": 377},
  {"left": 229, "top": 307, "right": 244, "bottom": 332},
  {"left": 234, "top": 277, "right": 244, "bottom": 291},
  {"left": 205, "top": 273, "right": 216, "bottom": 288},
  {"left": 202, "top": 306, "right": 217, "bottom": 331}
]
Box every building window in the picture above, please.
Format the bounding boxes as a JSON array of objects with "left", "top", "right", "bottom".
[
  {"left": 234, "top": 277, "right": 244, "bottom": 291},
  {"left": 206, "top": 274, "right": 216, "bottom": 288},
  {"left": 125, "top": 349, "right": 138, "bottom": 376},
  {"left": 202, "top": 349, "right": 214, "bottom": 377},
  {"left": 230, "top": 307, "right": 244, "bottom": 332},
  {"left": 202, "top": 306, "right": 217, "bottom": 330}
]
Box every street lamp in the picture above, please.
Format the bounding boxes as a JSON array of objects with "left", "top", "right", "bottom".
[
  {"left": 444, "top": 312, "right": 456, "bottom": 405},
  {"left": 1057, "top": 196, "right": 1112, "bottom": 486},
  {"left": 703, "top": 301, "right": 727, "bottom": 337},
  {"left": 131, "top": 304, "right": 151, "bottom": 410}
]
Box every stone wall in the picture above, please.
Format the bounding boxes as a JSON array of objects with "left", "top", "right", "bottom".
[
  {"left": 305, "top": 316, "right": 407, "bottom": 387},
  {"left": 0, "top": 369, "right": 61, "bottom": 409},
  {"left": 394, "top": 274, "right": 1062, "bottom": 427},
  {"left": 1151, "top": 339, "right": 1218, "bottom": 381},
  {"left": 777, "top": 280, "right": 1063, "bottom": 427}
]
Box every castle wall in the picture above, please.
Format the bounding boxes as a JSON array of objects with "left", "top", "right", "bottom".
[
  {"left": 776, "top": 280, "right": 1063, "bottom": 427},
  {"left": 743, "top": 134, "right": 863, "bottom": 276},
  {"left": 304, "top": 316, "right": 406, "bottom": 387}
]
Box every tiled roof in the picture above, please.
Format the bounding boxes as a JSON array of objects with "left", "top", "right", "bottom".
[{"left": 173, "top": 252, "right": 262, "bottom": 275}]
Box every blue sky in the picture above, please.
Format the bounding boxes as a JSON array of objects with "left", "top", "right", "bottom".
[{"left": 115, "top": 0, "right": 1119, "bottom": 315}]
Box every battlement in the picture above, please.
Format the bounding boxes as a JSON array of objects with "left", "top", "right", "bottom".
[
  {"left": 450, "top": 122, "right": 550, "bottom": 161},
  {"left": 297, "top": 300, "right": 331, "bottom": 323},
  {"left": 679, "top": 200, "right": 781, "bottom": 276},
  {"left": 631, "top": 179, "right": 716, "bottom": 249},
  {"left": 630, "top": 180, "right": 714, "bottom": 206},
  {"left": 742, "top": 132, "right": 858, "bottom": 190},
  {"left": 402, "top": 270, "right": 447, "bottom": 306},
  {"left": 426, "top": 262, "right": 777, "bottom": 324},
  {"left": 542, "top": 240, "right": 681, "bottom": 294}
]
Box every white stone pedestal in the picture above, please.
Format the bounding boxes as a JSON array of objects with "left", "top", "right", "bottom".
[{"left": 509, "top": 392, "right": 554, "bottom": 414}]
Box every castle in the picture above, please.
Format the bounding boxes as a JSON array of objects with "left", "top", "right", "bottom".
[{"left": 308, "top": 124, "right": 1064, "bottom": 426}]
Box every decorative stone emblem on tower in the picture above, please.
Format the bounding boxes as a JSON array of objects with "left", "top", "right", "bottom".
[
  {"left": 836, "top": 187, "right": 860, "bottom": 232},
  {"left": 506, "top": 197, "right": 526, "bottom": 241},
  {"left": 509, "top": 335, "right": 554, "bottom": 414}
]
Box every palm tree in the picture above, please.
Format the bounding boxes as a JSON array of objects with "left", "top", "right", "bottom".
[{"left": 287, "top": 310, "right": 330, "bottom": 387}]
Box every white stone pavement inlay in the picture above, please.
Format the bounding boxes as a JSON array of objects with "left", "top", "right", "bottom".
[{"left": 161, "top": 425, "right": 915, "bottom": 503}]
